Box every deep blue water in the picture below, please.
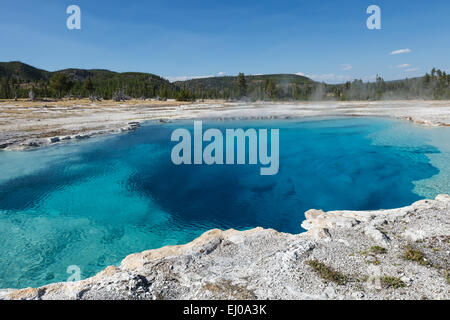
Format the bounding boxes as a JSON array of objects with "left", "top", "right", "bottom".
[{"left": 0, "top": 117, "right": 448, "bottom": 289}]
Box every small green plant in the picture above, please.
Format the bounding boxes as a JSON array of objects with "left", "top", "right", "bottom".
[
  {"left": 381, "top": 276, "right": 406, "bottom": 289},
  {"left": 402, "top": 245, "right": 428, "bottom": 266},
  {"left": 305, "top": 259, "right": 348, "bottom": 285},
  {"left": 365, "top": 258, "right": 380, "bottom": 265},
  {"left": 358, "top": 250, "right": 368, "bottom": 257},
  {"left": 370, "top": 246, "right": 387, "bottom": 254},
  {"left": 445, "top": 270, "right": 450, "bottom": 284}
]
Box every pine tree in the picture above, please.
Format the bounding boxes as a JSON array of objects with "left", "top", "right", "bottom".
[
  {"left": 265, "top": 80, "right": 277, "bottom": 100},
  {"left": 237, "top": 73, "right": 247, "bottom": 98}
]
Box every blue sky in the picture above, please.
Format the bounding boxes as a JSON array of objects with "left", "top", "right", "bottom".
[{"left": 0, "top": 0, "right": 449, "bottom": 83}]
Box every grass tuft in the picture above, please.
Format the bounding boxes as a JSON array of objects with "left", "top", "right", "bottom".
[
  {"left": 381, "top": 276, "right": 406, "bottom": 289},
  {"left": 370, "top": 246, "right": 387, "bottom": 254},
  {"left": 402, "top": 245, "right": 429, "bottom": 266},
  {"left": 305, "top": 259, "right": 348, "bottom": 285}
]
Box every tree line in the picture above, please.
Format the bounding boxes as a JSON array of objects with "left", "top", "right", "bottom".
[
  {"left": 0, "top": 75, "right": 181, "bottom": 102},
  {"left": 0, "top": 68, "right": 449, "bottom": 102},
  {"left": 329, "top": 68, "right": 450, "bottom": 100}
]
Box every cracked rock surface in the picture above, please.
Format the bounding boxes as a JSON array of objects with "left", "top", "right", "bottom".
[{"left": 1, "top": 195, "right": 449, "bottom": 300}]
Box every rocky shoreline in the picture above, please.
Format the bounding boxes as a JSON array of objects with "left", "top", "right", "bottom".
[{"left": 1, "top": 195, "right": 449, "bottom": 300}]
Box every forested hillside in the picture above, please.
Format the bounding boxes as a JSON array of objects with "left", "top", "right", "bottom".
[
  {"left": 0, "top": 61, "right": 176, "bottom": 100},
  {"left": 0, "top": 61, "right": 449, "bottom": 101},
  {"left": 175, "top": 73, "right": 317, "bottom": 100}
]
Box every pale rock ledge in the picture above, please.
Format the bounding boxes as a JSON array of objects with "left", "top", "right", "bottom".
[{"left": 1, "top": 195, "right": 449, "bottom": 300}]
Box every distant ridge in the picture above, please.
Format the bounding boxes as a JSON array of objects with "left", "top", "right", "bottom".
[
  {"left": 0, "top": 61, "right": 448, "bottom": 100},
  {"left": 0, "top": 61, "right": 174, "bottom": 100},
  {"left": 0, "top": 61, "right": 168, "bottom": 84},
  {"left": 175, "top": 73, "right": 316, "bottom": 85},
  {"left": 0, "top": 61, "right": 50, "bottom": 82},
  {"left": 0, "top": 61, "right": 318, "bottom": 86},
  {"left": 175, "top": 73, "right": 316, "bottom": 89}
]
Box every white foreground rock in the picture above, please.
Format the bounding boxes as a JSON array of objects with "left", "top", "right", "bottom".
[{"left": 1, "top": 195, "right": 449, "bottom": 300}]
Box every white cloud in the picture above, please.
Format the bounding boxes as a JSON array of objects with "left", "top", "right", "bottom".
[
  {"left": 389, "top": 48, "right": 411, "bottom": 55},
  {"left": 362, "top": 75, "right": 378, "bottom": 81},
  {"left": 298, "top": 69, "right": 354, "bottom": 83},
  {"left": 307, "top": 74, "right": 353, "bottom": 82},
  {"left": 396, "top": 64, "right": 411, "bottom": 68},
  {"left": 304, "top": 73, "right": 379, "bottom": 83},
  {"left": 341, "top": 64, "right": 353, "bottom": 71},
  {"left": 165, "top": 76, "right": 189, "bottom": 82},
  {"left": 217, "top": 72, "right": 226, "bottom": 76},
  {"left": 310, "top": 74, "right": 337, "bottom": 81},
  {"left": 166, "top": 74, "right": 215, "bottom": 82}
]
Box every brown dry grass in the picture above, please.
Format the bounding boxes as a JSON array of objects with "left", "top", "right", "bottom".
[{"left": 0, "top": 98, "right": 223, "bottom": 109}]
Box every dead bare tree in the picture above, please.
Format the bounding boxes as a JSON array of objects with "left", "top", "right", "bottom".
[{"left": 29, "top": 89, "right": 36, "bottom": 101}]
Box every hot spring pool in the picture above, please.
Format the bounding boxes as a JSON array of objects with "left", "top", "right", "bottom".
[{"left": 1, "top": 117, "right": 449, "bottom": 288}]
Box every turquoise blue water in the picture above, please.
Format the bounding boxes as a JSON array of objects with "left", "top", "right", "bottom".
[{"left": 0, "top": 117, "right": 449, "bottom": 289}]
